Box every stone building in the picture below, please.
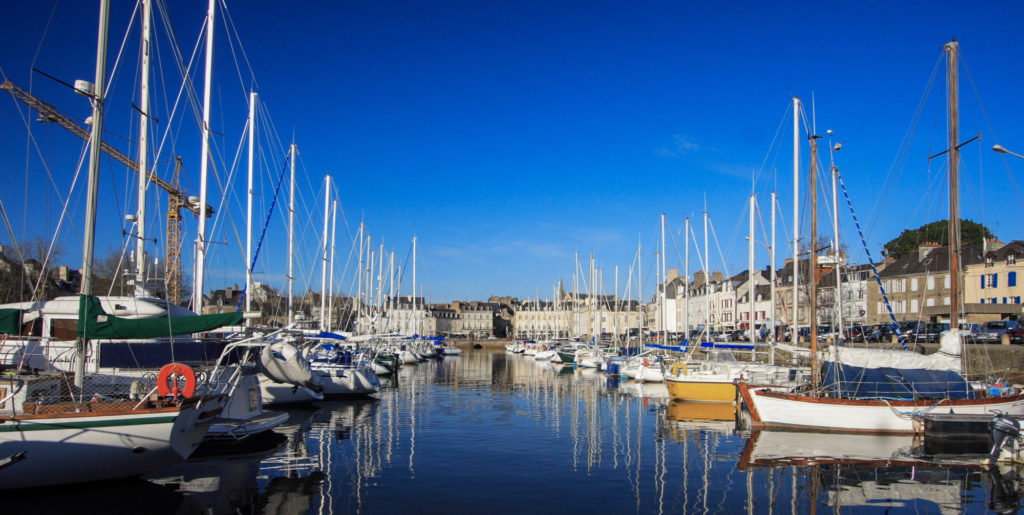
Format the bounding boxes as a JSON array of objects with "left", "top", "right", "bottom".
[
  {"left": 964, "top": 239, "right": 1024, "bottom": 322},
  {"left": 867, "top": 242, "right": 983, "bottom": 324}
]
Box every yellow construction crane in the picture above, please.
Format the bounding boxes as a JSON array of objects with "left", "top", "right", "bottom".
[{"left": 1, "top": 79, "right": 212, "bottom": 304}]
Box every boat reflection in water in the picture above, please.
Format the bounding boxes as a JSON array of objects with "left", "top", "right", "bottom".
[{"left": 737, "top": 429, "right": 1023, "bottom": 513}]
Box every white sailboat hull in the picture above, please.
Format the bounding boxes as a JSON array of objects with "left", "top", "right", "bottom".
[
  {"left": 739, "top": 381, "right": 1024, "bottom": 433},
  {"left": 0, "top": 404, "right": 215, "bottom": 490}
]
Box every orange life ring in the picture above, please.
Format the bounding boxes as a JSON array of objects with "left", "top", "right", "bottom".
[{"left": 157, "top": 363, "right": 197, "bottom": 398}]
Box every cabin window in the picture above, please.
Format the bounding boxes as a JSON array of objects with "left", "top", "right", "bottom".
[
  {"left": 50, "top": 319, "right": 78, "bottom": 341},
  {"left": 20, "top": 318, "right": 42, "bottom": 337}
]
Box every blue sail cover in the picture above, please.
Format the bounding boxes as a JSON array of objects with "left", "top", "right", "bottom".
[{"left": 824, "top": 362, "right": 975, "bottom": 400}]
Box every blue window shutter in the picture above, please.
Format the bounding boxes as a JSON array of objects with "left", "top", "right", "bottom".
[
  {"left": 1010, "top": 272, "right": 1017, "bottom": 287},
  {"left": 1004, "top": 297, "right": 1008, "bottom": 304},
  {"left": 982, "top": 275, "right": 986, "bottom": 289},
  {"left": 994, "top": 273, "right": 999, "bottom": 288},
  {"left": 981, "top": 299, "right": 986, "bottom": 304}
]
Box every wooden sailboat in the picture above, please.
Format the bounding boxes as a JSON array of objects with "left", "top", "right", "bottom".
[{"left": 738, "top": 40, "right": 1024, "bottom": 433}]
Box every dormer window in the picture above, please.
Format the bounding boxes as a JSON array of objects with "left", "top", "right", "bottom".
[
  {"left": 1009, "top": 254, "right": 1017, "bottom": 265},
  {"left": 987, "top": 256, "right": 994, "bottom": 267}
]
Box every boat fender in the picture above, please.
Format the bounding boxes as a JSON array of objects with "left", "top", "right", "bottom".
[
  {"left": 671, "top": 362, "right": 688, "bottom": 376},
  {"left": 157, "top": 363, "right": 196, "bottom": 398},
  {"left": 643, "top": 358, "right": 649, "bottom": 367}
]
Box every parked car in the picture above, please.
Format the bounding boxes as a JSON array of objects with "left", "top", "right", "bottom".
[
  {"left": 978, "top": 320, "right": 1021, "bottom": 344},
  {"left": 1006, "top": 325, "right": 1024, "bottom": 345},
  {"left": 898, "top": 320, "right": 926, "bottom": 340},
  {"left": 919, "top": 322, "right": 951, "bottom": 343},
  {"left": 865, "top": 324, "right": 898, "bottom": 343},
  {"left": 844, "top": 326, "right": 866, "bottom": 342}
]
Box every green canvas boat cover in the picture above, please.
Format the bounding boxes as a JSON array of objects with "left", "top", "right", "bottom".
[
  {"left": 77, "top": 294, "right": 243, "bottom": 340},
  {"left": 0, "top": 308, "right": 22, "bottom": 335}
]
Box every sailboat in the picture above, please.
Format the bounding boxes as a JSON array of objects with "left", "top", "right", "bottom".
[
  {"left": 0, "top": 0, "right": 224, "bottom": 489},
  {"left": 738, "top": 40, "right": 1024, "bottom": 433}
]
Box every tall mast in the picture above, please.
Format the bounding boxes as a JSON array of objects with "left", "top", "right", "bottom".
[
  {"left": 135, "top": 0, "right": 152, "bottom": 297},
  {"left": 685, "top": 217, "right": 690, "bottom": 339},
  {"left": 704, "top": 211, "right": 709, "bottom": 337},
  {"left": 413, "top": 236, "right": 418, "bottom": 335},
  {"left": 945, "top": 39, "right": 961, "bottom": 328},
  {"left": 77, "top": 0, "right": 111, "bottom": 389},
  {"left": 830, "top": 134, "right": 843, "bottom": 341},
  {"left": 809, "top": 131, "right": 821, "bottom": 389},
  {"left": 287, "top": 144, "right": 295, "bottom": 324},
  {"left": 770, "top": 192, "right": 777, "bottom": 363},
  {"left": 661, "top": 213, "right": 667, "bottom": 336},
  {"left": 355, "top": 222, "right": 364, "bottom": 333},
  {"left": 791, "top": 96, "right": 801, "bottom": 344},
  {"left": 327, "top": 200, "right": 337, "bottom": 331},
  {"left": 245, "top": 91, "right": 255, "bottom": 325},
  {"left": 770, "top": 193, "right": 774, "bottom": 350},
  {"left": 319, "top": 175, "right": 331, "bottom": 331},
  {"left": 638, "top": 236, "right": 643, "bottom": 348},
  {"left": 749, "top": 194, "right": 756, "bottom": 343},
  {"left": 194, "top": 0, "right": 216, "bottom": 313}
]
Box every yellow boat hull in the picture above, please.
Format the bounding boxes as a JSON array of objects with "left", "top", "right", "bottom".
[
  {"left": 666, "top": 378, "right": 737, "bottom": 402},
  {"left": 666, "top": 400, "right": 737, "bottom": 422}
]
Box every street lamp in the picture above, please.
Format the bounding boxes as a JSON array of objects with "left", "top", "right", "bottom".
[{"left": 993, "top": 144, "right": 1024, "bottom": 160}]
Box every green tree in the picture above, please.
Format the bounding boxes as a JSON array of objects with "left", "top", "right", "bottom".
[{"left": 882, "top": 219, "right": 994, "bottom": 259}]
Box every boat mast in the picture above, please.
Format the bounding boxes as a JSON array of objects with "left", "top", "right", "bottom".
[
  {"left": 245, "top": 90, "right": 255, "bottom": 325},
  {"left": 355, "top": 222, "right": 363, "bottom": 332},
  {"left": 749, "top": 194, "right": 755, "bottom": 344},
  {"left": 945, "top": 39, "right": 961, "bottom": 329},
  {"left": 194, "top": 0, "right": 216, "bottom": 313},
  {"left": 770, "top": 192, "right": 777, "bottom": 363},
  {"left": 287, "top": 143, "right": 296, "bottom": 324},
  {"left": 135, "top": 0, "right": 151, "bottom": 297},
  {"left": 638, "top": 236, "right": 643, "bottom": 348},
  {"left": 704, "top": 211, "right": 709, "bottom": 338},
  {"left": 413, "top": 236, "right": 418, "bottom": 335},
  {"left": 327, "top": 200, "right": 338, "bottom": 331},
  {"left": 77, "top": 0, "right": 111, "bottom": 390},
  {"left": 685, "top": 217, "right": 690, "bottom": 339},
  {"left": 809, "top": 128, "right": 821, "bottom": 390},
  {"left": 320, "top": 175, "right": 330, "bottom": 331},
  {"left": 791, "top": 96, "right": 800, "bottom": 344},
  {"left": 829, "top": 133, "right": 843, "bottom": 342},
  {"left": 661, "top": 213, "right": 668, "bottom": 338}
]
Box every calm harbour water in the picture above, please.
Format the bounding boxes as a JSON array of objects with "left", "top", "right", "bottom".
[{"left": 9, "top": 348, "right": 1021, "bottom": 514}]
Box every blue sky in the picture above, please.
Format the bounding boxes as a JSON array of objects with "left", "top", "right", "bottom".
[{"left": 2, "top": 1, "right": 1024, "bottom": 304}]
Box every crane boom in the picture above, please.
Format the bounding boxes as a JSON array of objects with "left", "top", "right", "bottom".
[
  {"left": 1, "top": 79, "right": 211, "bottom": 217},
  {"left": 2, "top": 78, "right": 210, "bottom": 304}
]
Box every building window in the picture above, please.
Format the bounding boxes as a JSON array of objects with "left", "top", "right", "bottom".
[
  {"left": 1010, "top": 254, "right": 1017, "bottom": 265},
  {"left": 927, "top": 298, "right": 935, "bottom": 307},
  {"left": 911, "top": 299, "right": 918, "bottom": 313},
  {"left": 945, "top": 275, "right": 951, "bottom": 289},
  {"left": 944, "top": 297, "right": 951, "bottom": 305},
  {"left": 981, "top": 299, "right": 986, "bottom": 304},
  {"left": 927, "top": 276, "right": 935, "bottom": 290},
  {"left": 1004, "top": 297, "right": 1008, "bottom": 304},
  {"left": 911, "top": 278, "right": 918, "bottom": 292}
]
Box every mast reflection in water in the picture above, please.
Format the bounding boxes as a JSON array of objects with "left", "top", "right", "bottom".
[{"left": 5, "top": 349, "right": 1021, "bottom": 513}]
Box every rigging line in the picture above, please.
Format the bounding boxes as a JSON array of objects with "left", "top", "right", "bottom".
[
  {"left": 27, "top": 140, "right": 90, "bottom": 303},
  {"left": 708, "top": 216, "right": 732, "bottom": 281},
  {"left": 753, "top": 101, "right": 793, "bottom": 189},
  {"left": 962, "top": 62, "right": 1024, "bottom": 213},
  {"left": 103, "top": 0, "right": 141, "bottom": 108},
  {"left": 236, "top": 149, "right": 290, "bottom": 310},
  {"left": 2, "top": 81, "right": 86, "bottom": 244},
  {"left": 866, "top": 54, "right": 943, "bottom": 238},
  {"left": 0, "top": 198, "right": 39, "bottom": 304},
  {"left": 837, "top": 169, "right": 906, "bottom": 349},
  {"left": 218, "top": 0, "right": 259, "bottom": 96}
]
